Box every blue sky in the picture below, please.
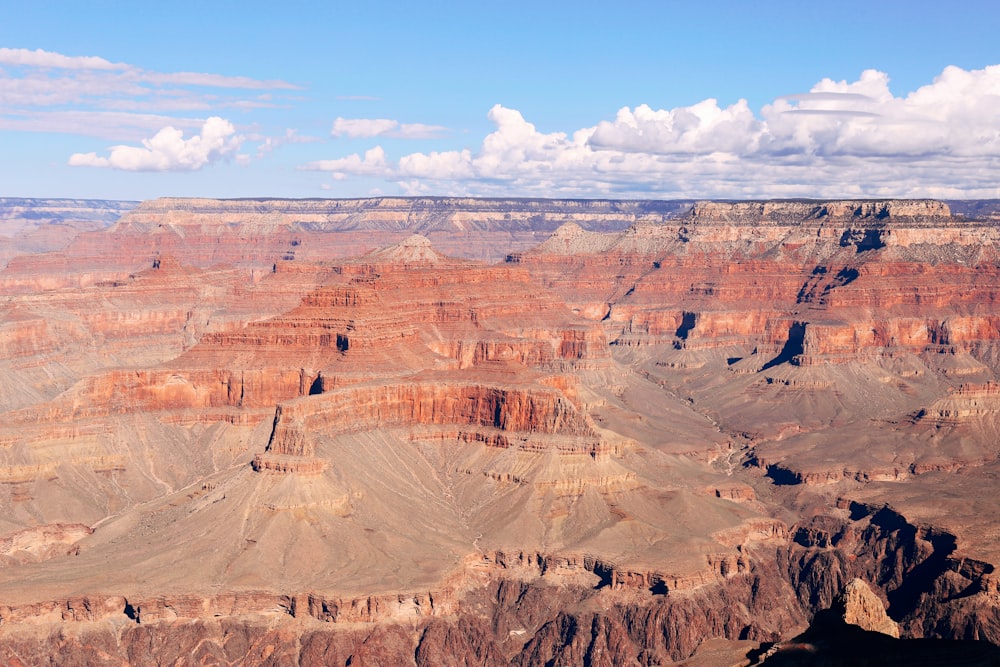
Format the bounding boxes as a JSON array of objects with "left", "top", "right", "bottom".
[{"left": 2, "top": 0, "right": 1000, "bottom": 201}]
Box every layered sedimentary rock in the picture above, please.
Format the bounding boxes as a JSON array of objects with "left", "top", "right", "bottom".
[
  {"left": 0, "top": 198, "right": 135, "bottom": 276},
  {"left": 0, "top": 197, "right": 999, "bottom": 663},
  {"left": 515, "top": 199, "right": 1000, "bottom": 354},
  {"left": 0, "top": 197, "right": 688, "bottom": 287}
]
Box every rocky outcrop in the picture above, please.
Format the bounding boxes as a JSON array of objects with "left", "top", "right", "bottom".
[
  {"left": 0, "top": 523, "right": 92, "bottom": 564},
  {"left": 782, "top": 502, "right": 1000, "bottom": 643},
  {"left": 688, "top": 199, "right": 951, "bottom": 224},
  {"left": 192, "top": 240, "right": 610, "bottom": 373},
  {"left": 0, "top": 568, "right": 807, "bottom": 666},
  {"left": 915, "top": 382, "right": 1000, "bottom": 424},
  {"left": 264, "top": 380, "right": 598, "bottom": 454},
  {"left": 0, "top": 502, "right": 801, "bottom": 662},
  {"left": 831, "top": 578, "right": 900, "bottom": 637},
  {"left": 0, "top": 500, "right": 995, "bottom": 665}
]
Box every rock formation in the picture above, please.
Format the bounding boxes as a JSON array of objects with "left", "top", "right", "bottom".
[
  {"left": 831, "top": 578, "right": 900, "bottom": 637},
  {"left": 0, "top": 197, "right": 135, "bottom": 271},
  {"left": 0, "top": 197, "right": 998, "bottom": 663}
]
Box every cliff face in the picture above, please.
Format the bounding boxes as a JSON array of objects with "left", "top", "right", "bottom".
[
  {"left": 0, "top": 198, "right": 136, "bottom": 272},
  {"left": 688, "top": 199, "right": 951, "bottom": 223},
  {"left": 1, "top": 505, "right": 995, "bottom": 665},
  {"left": 0, "top": 198, "right": 136, "bottom": 233},
  {"left": 67, "top": 196, "right": 691, "bottom": 268},
  {"left": 0, "top": 197, "right": 999, "bottom": 663}
]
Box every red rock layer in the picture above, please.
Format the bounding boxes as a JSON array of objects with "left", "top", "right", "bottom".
[{"left": 514, "top": 200, "right": 1000, "bottom": 367}]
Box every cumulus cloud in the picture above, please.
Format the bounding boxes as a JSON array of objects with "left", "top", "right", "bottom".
[
  {"left": 758, "top": 66, "right": 1000, "bottom": 160},
  {"left": 303, "top": 146, "right": 390, "bottom": 179},
  {"left": 331, "top": 117, "right": 448, "bottom": 139},
  {"left": 589, "top": 99, "right": 763, "bottom": 155},
  {"left": 68, "top": 116, "right": 243, "bottom": 171},
  {"left": 398, "top": 149, "right": 474, "bottom": 180},
  {"left": 308, "top": 64, "right": 1000, "bottom": 199}
]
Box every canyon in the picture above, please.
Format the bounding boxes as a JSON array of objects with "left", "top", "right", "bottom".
[{"left": 0, "top": 196, "right": 999, "bottom": 664}]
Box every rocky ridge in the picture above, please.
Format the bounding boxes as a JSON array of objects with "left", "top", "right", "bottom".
[
  {"left": 832, "top": 578, "right": 900, "bottom": 637},
  {"left": 0, "top": 198, "right": 136, "bottom": 272}
]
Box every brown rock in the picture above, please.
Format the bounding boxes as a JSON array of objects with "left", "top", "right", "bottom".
[{"left": 830, "top": 578, "right": 900, "bottom": 637}]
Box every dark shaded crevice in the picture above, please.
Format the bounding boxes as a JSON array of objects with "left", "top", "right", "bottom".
[
  {"left": 766, "top": 464, "right": 802, "bottom": 486},
  {"left": 760, "top": 322, "right": 806, "bottom": 371},
  {"left": 885, "top": 531, "right": 958, "bottom": 621},
  {"left": 834, "top": 266, "right": 859, "bottom": 285},
  {"left": 796, "top": 266, "right": 826, "bottom": 303},
  {"left": 592, "top": 561, "right": 614, "bottom": 590},
  {"left": 839, "top": 228, "right": 886, "bottom": 252},
  {"left": 674, "top": 311, "right": 697, "bottom": 340}
]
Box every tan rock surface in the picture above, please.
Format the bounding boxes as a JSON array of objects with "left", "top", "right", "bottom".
[{"left": 832, "top": 578, "right": 900, "bottom": 637}]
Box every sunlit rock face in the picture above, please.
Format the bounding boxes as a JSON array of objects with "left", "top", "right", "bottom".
[{"left": 1, "top": 197, "right": 1000, "bottom": 664}]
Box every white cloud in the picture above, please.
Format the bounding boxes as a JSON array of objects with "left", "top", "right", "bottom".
[
  {"left": 254, "top": 128, "right": 322, "bottom": 158},
  {"left": 758, "top": 66, "right": 1000, "bottom": 160},
  {"left": 303, "top": 146, "right": 389, "bottom": 178},
  {"left": 0, "top": 47, "right": 297, "bottom": 141},
  {"left": 0, "top": 110, "right": 203, "bottom": 140},
  {"left": 399, "top": 149, "right": 474, "bottom": 180},
  {"left": 0, "top": 70, "right": 150, "bottom": 107},
  {"left": 393, "top": 122, "right": 450, "bottom": 139},
  {"left": 140, "top": 71, "right": 297, "bottom": 90},
  {"left": 68, "top": 116, "right": 243, "bottom": 171},
  {"left": 589, "top": 99, "right": 763, "bottom": 155},
  {"left": 0, "top": 47, "right": 293, "bottom": 93},
  {"left": 307, "top": 65, "right": 1000, "bottom": 199},
  {"left": 331, "top": 117, "right": 448, "bottom": 139},
  {"left": 332, "top": 118, "right": 399, "bottom": 138},
  {"left": 0, "top": 47, "right": 127, "bottom": 70}
]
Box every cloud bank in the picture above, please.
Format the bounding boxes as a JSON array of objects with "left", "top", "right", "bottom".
[
  {"left": 69, "top": 117, "right": 242, "bottom": 171},
  {"left": 0, "top": 48, "right": 297, "bottom": 140},
  {"left": 307, "top": 65, "right": 1000, "bottom": 199},
  {"left": 0, "top": 47, "right": 127, "bottom": 71},
  {"left": 331, "top": 117, "right": 448, "bottom": 139}
]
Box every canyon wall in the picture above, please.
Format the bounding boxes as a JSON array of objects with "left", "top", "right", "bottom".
[{"left": 0, "top": 197, "right": 997, "bottom": 663}]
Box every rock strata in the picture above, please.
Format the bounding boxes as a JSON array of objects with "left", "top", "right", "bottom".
[{"left": 0, "top": 197, "right": 998, "bottom": 663}]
